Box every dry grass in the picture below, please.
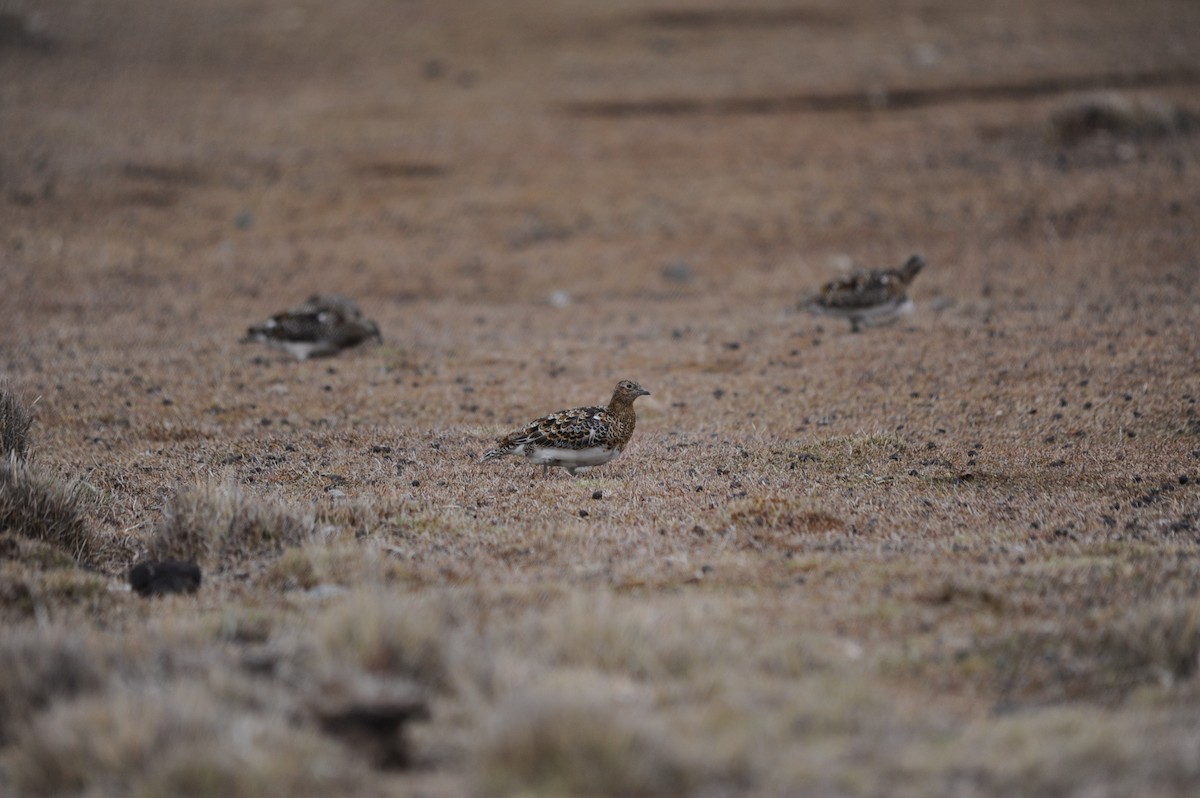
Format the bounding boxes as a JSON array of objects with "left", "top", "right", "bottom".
[
  {"left": 0, "top": 626, "right": 105, "bottom": 746},
  {"left": 473, "top": 679, "right": 702, "bottom": 798},
  {"left": 314, "top": 587, "right": 455, "bottom": 692},
  {"left": 980, "top": 597, "right": 1200, "bottom": 704},
  {"left": 0, "top": 389, "right": 33, "bottom": 461},
  {"left": 10, "top": 681, "right": 374, "bottom": 798},
  {"left": 2, "top": 0, "right": 1200, "bottom": 795},
  {"left": 148, "top": 480, "right": 317, "bottom": 568},
  {"left": 0, "top": 458, "right": 95, "bottom": 565}
]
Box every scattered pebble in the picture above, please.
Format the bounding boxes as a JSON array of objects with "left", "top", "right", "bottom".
[
  {"left": 304, "top": 584, "right": 348, "bottom": 600},
  {"left": 661, "top": 260, "right": 694, "bottom": 283}
]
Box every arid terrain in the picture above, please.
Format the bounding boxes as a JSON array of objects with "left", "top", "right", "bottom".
[{"left": 2, "top": 1, "right": 1200, "bottom": 795}]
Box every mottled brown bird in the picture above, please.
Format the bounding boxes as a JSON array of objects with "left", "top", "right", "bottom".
[
  {"left": 481, "top": 380, "right": 651, "bottom": 476},
  {"left": 803, "top": 255, "right": 926, "bottom": 332},
  {"left": 244, "top": 295, "right": 380, "bottom": 359}
]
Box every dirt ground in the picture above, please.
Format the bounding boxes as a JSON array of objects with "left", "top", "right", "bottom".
[{"left": 3, "top": 1, "right": 1200, "bottom": 796}]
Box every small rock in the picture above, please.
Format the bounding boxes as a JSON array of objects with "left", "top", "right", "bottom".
[
  {"left": 592, "top": 490, "right": 603, "bottom": 500},
  {"left": 910, "top": 42, "right": 940, "bottom": 68},
  {"left": 129, "top": 560, "right": 202, "bottom": 597},
  {"left": 422, "top": 58, "right": 447, "bottom": 80},
  {"left": 661, "top": 260, "right": 694, "bottom": 283},
  {"left": 304, "top": 584, "right": 348, "bottom": 600}
]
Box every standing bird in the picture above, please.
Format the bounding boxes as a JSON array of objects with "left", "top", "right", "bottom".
[
  {"left": 481, "top": 380, "right": 651, "bottom": 476},
  {"left": 244, "top": 294, "right": 381, "bottom": 360},
  {"left": 802, "top": 254, "right": 926, "bottom": 332}
]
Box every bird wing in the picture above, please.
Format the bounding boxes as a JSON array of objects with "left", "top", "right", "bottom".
[
  {"left": 507, "top": 405, "right": 614, "bottom": 450},
  {"left": 817, "top": 269, "right": 906, "bottom": 310},
  {"left": 248, "top": 310, "right": 332, "bottom": 343}
]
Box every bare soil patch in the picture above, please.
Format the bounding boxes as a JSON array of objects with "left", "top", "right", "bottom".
[{"left": 2, "top": 1, "right": 1199, "bottom": 795}]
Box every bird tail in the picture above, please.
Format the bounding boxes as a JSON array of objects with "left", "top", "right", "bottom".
[
  {"left": 480, "top": 446, "right": 508, "bottom": 463},
  {"left": 242, "top": 325, "right": 268, "bottom": 343},
  {"left": 798, "top": 291, "right": 825, "bottom": 313},
  {"left": 900, "top": 254, "right": 926, "bottom": 282}
]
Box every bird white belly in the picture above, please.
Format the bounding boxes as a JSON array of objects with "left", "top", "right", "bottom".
[
  {"left": 528, "top": 445, "right": 620, "bottom": 469},
  {"left": 857, "top": 297, "right": 913, "bottom": 324}
]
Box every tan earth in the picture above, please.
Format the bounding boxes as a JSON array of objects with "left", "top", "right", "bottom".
[{"left": 2, "top": 1, "right": 1200, "bottom": 796}]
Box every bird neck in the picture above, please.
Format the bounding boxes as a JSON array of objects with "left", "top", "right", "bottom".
[{"left": 607, "top": 395, "right": 638, "bottom": 423}]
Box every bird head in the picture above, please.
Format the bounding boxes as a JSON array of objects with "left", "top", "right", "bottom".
[{"left": 612, "top": 380, "right": 650, "bottom": 404}]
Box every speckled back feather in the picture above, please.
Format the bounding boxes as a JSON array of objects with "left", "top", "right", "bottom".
[
  {"left": 244, "top": 294, "right": 381, "bottom": 359},
  {"left": 815, "top": 255, "right": 925, "bottom": 311}
]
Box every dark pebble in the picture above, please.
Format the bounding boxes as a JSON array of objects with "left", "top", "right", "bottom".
[
  {"left": 592, "top": 490, "right": 603, "bottom": 500},
  {"left": 129, "top": 560, "right": 202, "bottom": 597}
]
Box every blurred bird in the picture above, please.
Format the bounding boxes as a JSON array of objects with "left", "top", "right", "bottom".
[
  {"left": 802, "top": 254, "right": 926, "bottom": 332},
  {"left": 244, "top": 295, "right": 381, "bottom": 360},
  {"left": 481, "top": 380, "right": 650, "bottom": 476}
]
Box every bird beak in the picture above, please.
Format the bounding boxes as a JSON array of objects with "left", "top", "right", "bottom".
[{"left": 639, "top": 388, "right": 651, "bottom": 396}]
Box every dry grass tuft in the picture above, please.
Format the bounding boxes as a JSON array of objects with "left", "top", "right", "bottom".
[
  {"left": 1096, "top": 600, "right": 1200, "bottom": 687},
  {"left": 10, "top": 681, "right": 374, "bottom": 798},
  {"left": 264, "top": 546, "right": 321, "bottom": 590},
  {"left": 975, "top": 599, "right": 1200, "bottom": 704},
  {"left": 0, "top": 457, "right": 94, "bottom": 565},
  {"left": 0, "top": 626, "right": 106, "bottom": 746},
  {"left": 529, "top": 591, "right": 792, "bottom": 683},
  {"left": 149, "top": 480, "right": 316, "bottom": 568},
  {"left": 473, "top": 680, "right": 700, "bottom": 798},
  {"left": 907, "top": 703, "right": 1200, "bottom": 798},
  {"left": 315, "top": 588, "right": 453, "bottom": 691},
  {"left": 0, "top": 388, "right": 33, "bottom": 460}
]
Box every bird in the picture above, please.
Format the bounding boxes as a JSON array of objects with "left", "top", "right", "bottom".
[
  {"left": 243, "top": 294, "right": 381, "bottom": 360},
  {"left": 801, "top": 254, "right": 926, "bottom": 332},
  {"left": 481, "top": 380, "right": 651, "bottom": 476}
]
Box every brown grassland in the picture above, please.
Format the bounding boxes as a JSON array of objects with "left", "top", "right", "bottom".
[{"left": 2, "top": 1, "right": 1200, "bottom": 795}]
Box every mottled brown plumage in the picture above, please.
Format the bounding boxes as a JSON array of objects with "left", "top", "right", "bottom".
[
  {"left": 803, "top": 255, "right": 926, "bottom": 332},
  {"left": 244, "top": 294, "right": 381, "bottom": 360},
  {"left": 481, "top": 380, "right": 651, "bottom": 476}
]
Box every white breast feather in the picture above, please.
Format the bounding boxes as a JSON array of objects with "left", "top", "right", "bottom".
[{"left": 529, "top": 445, "right": 620, "bottom": 468}]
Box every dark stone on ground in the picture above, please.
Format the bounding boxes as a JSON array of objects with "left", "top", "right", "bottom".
[{"left": 129, "top": 559, "right": 202, "bottom": 597}]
